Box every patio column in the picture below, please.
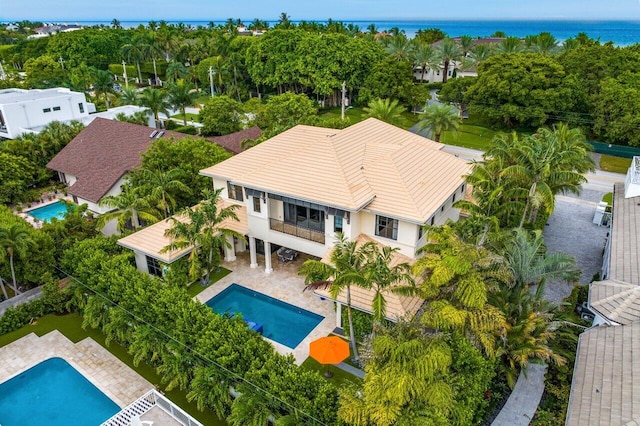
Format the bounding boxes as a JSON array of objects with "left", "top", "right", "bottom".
[
  {"left": 224, "top": 235, "right": 236, "bottom": 262},
  {"left": 336, "top": 302, "right": 343, "bottom": 329},
  {"left": 264, "top": 241, "right": 273, "bottom": 274},
  {"left": 249, "top": 236, "right": 258, "bottom": 268}
]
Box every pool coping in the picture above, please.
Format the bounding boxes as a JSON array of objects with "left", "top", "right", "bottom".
[
  {"left": 16, "top": 196, "right": 74, "bottom": 228},
  {"left": 0, "top": 331, "right": 153, "bottom": 409}
]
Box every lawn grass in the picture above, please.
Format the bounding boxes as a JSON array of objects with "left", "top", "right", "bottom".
[
  {"left": 0, "top": 312, "right": 227, "bottom": 426},
  {"left": 441, "top": 124, "right": 498, "bottom": 150},
  {"left": 300, "top": 357, "right": 362, "bottom": 389},
  {"left": 319, "top": 106, "right": 369, "bottom": 124},
  {"left": 171, "top": 112, "right": 200, "bottom": 122},
  {"left": 599, "top": 154, "right": 632, "bottom": 174},
  {"left": 187, "top": 267, "right": 232, "bottom": 298},
  {"left": 602, "top": 192, "right": 613, "bottom": 206}
]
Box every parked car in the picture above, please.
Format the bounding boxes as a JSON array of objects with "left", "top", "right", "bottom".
[{"left": 576, "top": 301, "right": 596, "bottom": 322}]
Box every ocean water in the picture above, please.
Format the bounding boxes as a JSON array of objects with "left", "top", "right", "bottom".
[{"left": 75, "top": 19, "right": 640, "bottom": 45}]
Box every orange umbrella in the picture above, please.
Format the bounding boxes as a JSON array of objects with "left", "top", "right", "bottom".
[{"left": 309, "top": 336, "right": 350, "bottom": 377}]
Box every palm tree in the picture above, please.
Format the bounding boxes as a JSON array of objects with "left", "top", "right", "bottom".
[
  {"left": 384, "top": 35, "right": 414, "bottom": 62},
  {"left": 137, "top": 167, "right": 191, "bottom": 218},
  {"left": 469, "top": 43, "right": 494, "bottom": 67},
  {"left": 412, "top": 225, "right": 507, "bottom": 355},
  {"left": 0, "top": 246, "right": 8, "bottom": 300},
  {"left": 91, "top": 69, "right": 116, "bottom": 109},
  {"left": 138, "top": 87, "right": 171, "bottom": 128},
  {"left": 363, "top": 98, "right": 406, "bottom": 126},
  {"left": 166, "top": 61, "right": 188, "bottom": 83},
  {"left": 0, "top": 223, "right": 35, "bottom": 295},
  {"left": 531, "top": 32, "right": 560, "bottom": 55},
  {"left": 363, "top": 245, "right": 415, "bottom": 327},
  {"left": 413, "top": 43, "right": 439, "bottom": 83},
  {"left": 162, "top": 188, "right": 243, "bottom": 284},
  {"left": 96, "top": 184, "right": 161, "bottom": 233},
  {"left": 121, "top": 34, "right": 150, "bottom": 84},
  {"left": 459, "top": 35, "right": 474, "bottom": 56},
  {"left": 435, "top": 38, "right": 463, "bottom": 82},
  {"left": 119, "top": 87, "right": 139, "bottom": 106},
  {"left": 416, "top": 104, "right": 461, "bottom": 142},
  {"left": 495, "top": 36, "right": 524, "bottom": 54},
  {"left": 299, "top": 234, "right": 372, "bottom": 363},
  {"left": 167, "top": 79, "right": 197, "bottom": 126}
]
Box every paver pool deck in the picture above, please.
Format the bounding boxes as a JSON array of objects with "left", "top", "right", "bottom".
[
  {"left": 0, "top": 330, "right": 153, "bottom": 409},
  {"left": 197, "top": 252, "right": 336, "bottom": 365}
]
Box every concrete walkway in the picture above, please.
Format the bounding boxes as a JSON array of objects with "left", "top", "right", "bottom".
[
  {"left": 492, "top": 364, "right": 548, "bottom": 426},
  {"left": 336, "top": 362, "right": 365, "bottom": 379}
]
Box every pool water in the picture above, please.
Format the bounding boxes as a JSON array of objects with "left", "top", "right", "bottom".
[
  {"left": 0, "top": 357, "right": 120, "bottom": 425},
  {"left": 206, "top": 284, "right": 324, "bottom": 349},
  {"left": 26, "top": 201, "right": 71, "bottom": 222}
]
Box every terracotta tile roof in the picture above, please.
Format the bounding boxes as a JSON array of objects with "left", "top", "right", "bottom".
[
  {"left": 314, "top": 234, "right": 423, "bottom": 321},
  {"left": 117, "top": 199, "right": 248, "bottom": 263},
  {"left": 200, "top": 118, "right": 470, "bottom": 223},
  {"left": 206, "top": 126, "right": 262, "bottom": 154},
  {"left": 46, "top": 118, "right": 189, "bottom": 203},
  {"left": 566, "top": 322, "right": 640, "bottom": 426}
]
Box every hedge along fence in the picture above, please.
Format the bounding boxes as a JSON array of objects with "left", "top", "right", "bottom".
[
  {"left": 61, "top": 238, "right": 339, "bottom": 425},
  {"left": 589, "top": 141, "right": 640, "bottom": 158}
]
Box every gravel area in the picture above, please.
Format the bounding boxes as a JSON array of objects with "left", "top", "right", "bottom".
[{"left": 542, "top": 191, "right": 610, "bottom": 304}]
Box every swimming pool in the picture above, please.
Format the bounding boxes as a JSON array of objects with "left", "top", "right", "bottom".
[
  {"left": 0, "top": 357, "right": 120, "bottom": 425},
  {"left": 25, "top": 201, "right": 71, "bottom": 222},
  {"left": 206, "top": 284, "right": 324, "bottom": 349}
]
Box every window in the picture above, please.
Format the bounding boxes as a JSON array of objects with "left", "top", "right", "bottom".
[
  {"left": 460, "top": 184, "right": 465, "bottom": 194},
  {"left": 78, "top": 103, "right": 84, "bottom": 113},
  {"left": 441, "top": 204, "right": 445, "bottom": 212},
  {"left": 227, "top": 182, "right": 243, "bottom": 201},
  {"left": 284, "top": 201, "right": 325, "bottom": 232},
  {"left": 253, "top": 196, "right": 261, "bottom": 213},
  {"left": 430, "top": 216, "right": 435, "bottom": 226},
  {"left": 146, "top": 256, "right": 162, "bottom": 277},
  {"left": 418, "top": 224, "right": 424, "bottom": 240},
  {"left": 43, "top": 108, "right": 51, "bottom": 113},
  {"left": 376, "top": 215, "right": 398, "bottom": 240},
  {"left": 334, "top": 216, "right": 343, "bottom": 233},
  {"left": 52, "top": 106, "right": 61, "bottom": 111},
  {"left": 453, "top": 193, "right": 456, "bottom": 203}
]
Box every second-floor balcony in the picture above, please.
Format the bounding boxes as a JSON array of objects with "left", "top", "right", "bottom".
[{"left": 269, "top": 218, "right": 325, "bottom": 244}]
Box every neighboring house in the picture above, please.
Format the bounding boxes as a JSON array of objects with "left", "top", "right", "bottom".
[
  {"left": 80, "top": 105, "right": 155, "bottom": 128},
  {"left": 0, "top": 88, "right": 92, "bottom": 139},
  {"left": 46, "top": 118, "right": 189, "bottom": 231},
  {"left": 566, "top": 157, "right": 640, "bottom": 425},
  {"left": 414, "top": 37, "right": 504, "bottom": 83},
  {"left": 205, "top": 126, "right": 262, "bottom": 155},
  {"left": 27, "top": 23, "right": 83, "bottom": 39},
  {"left": 118, "top": 118, "right": 470, "bottom": 323}
]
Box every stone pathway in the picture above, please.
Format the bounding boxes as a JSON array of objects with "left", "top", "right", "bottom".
[
  {"left": 0, "top": 331, "right": 152, "bottom": 408},
  {"left": 492, "top": 364, "right": 548, "bottom": 426}
]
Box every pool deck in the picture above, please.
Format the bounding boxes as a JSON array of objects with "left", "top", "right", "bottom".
[
  {"left": 0, "top": 330, "right": 153, "bottom": 409},
  {"left": 197, "top": 252, "right": 336, "bottom": 365},
  {"left": 17, "top": 195, "right": 74, "bottom": 228}
]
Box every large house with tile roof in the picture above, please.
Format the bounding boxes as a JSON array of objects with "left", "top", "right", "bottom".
[
  {"left": 566, "top": 157, "right": 640, "bottom": 425},
  {"left": 118, "top": 118, "right": 470, "bottom": 324}
]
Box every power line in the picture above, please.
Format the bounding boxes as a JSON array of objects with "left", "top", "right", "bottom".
[{"left": 54, "top": 266, "right": 328, "bottom": 426}]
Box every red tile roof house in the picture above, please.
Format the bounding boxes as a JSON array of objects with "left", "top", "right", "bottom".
[{"left": 46, "top": 118, "right": 190, "bottom": 234}]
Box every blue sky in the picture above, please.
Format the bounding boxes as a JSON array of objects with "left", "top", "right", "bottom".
[{"left": 2, "top": 0, "right": 640, "bottom": 21}]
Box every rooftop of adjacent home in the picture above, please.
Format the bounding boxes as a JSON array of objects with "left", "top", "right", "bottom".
[
  {"left": 0, "top": 87, "right": 82, "bottom": 104},
  {"left": 200, "top": 117, "right": 470, "bottom": 223}
]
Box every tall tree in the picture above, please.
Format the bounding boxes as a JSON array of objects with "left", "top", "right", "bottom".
[
  {"left": 96, "top": 183, "right": 161, "bottom": 233},
  {"left": 299, "top": 235, "right": 372, "bottom": 363},
  {"left": 416, "top": 103, "right": 461, "bottom": 142},
  {"left": 138, "top": 87, "right": 171, "bottom": 128},
  {"left": 413, "top": 43, "right": 439, "bottom": 83},
  {"left": 363, "top": 98, "right": 406, "bottom": 126},
  {"left": 136, "top": 167, "right": 191, "bottom": 219},
  {"left": 167, "top": 79, "right": 197, "bottom": 126},
  {"left": 435, "top": 38, "right": 463, "bottom": 82},
  {"left": 121, "top": 34, "right": 150, "bottom": 84},
  {"left": 91, "top": 69, "right": 116, "bottom": 109},
  {"left": 0, "top": 223, "right": 35, "bottom": 295},
  {"left": 162, "top": 188, "right": 243, "bottom": 284}
]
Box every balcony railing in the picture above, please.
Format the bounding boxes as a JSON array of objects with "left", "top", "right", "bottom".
[{"left": 269, "top": 218, "right": 325, "bottom": 244}]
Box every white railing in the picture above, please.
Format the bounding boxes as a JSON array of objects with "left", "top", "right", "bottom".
[{"left": 101, "top": 389, "right": 203, "bottom": 426}]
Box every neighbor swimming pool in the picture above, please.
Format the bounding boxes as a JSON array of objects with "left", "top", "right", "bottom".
[
  {"left": 25, "top": 201, "right": 71, "bottom": 222},
  {"left": 206, "top": 284, "right": 324, "bottom": 349},
  {"left": 0, "top": 357, "right": 120, "bottom": 425}
]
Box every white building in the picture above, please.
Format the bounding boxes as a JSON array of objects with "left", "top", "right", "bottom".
[
  {"left": 0, "top": 88, "right": 91, "bottom": 139},
  {"left": 118, "top": 118, "right": 471, "bottom": 323}
]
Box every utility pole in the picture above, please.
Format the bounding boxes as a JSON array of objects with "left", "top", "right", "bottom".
[
  {"left": 341, "top": 81, "right": 346, "bottom": 120},
  {"left": 122, "top": 60, "right": 128, "bottom": 88},
  {"left": 58, "top": 56, "right": 64, "bottom": 69},
  {"left": 0, "top": 61, "right": 5, "bottom": 80},
  {"left": 209, "top": 66, "right": 215, "bottom": 98}
]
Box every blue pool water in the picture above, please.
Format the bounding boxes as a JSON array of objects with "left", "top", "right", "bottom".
[
  {"left": 0, "top": 357, "right": 120, "bottom": 425},
  {"left": 26, "top": 201, "right": 70, "bottom": 222},
  {"left": 206, "top": 284, "right": 324, "bottom": 349}
]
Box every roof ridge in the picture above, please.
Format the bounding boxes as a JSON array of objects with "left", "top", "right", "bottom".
[
  {"left": 610, "top": 289, "right": 640, "bottom": 321},
  {"left": 375, "top": 147, "right": 423, "bottom": 219},
  {"left": 328, "top": 134, "right": 372, "bottom": 208}
]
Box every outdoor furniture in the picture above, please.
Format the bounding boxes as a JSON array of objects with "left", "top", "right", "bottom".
[{"left": 277, "top": 247, "right": 298, "bottom": 263}]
